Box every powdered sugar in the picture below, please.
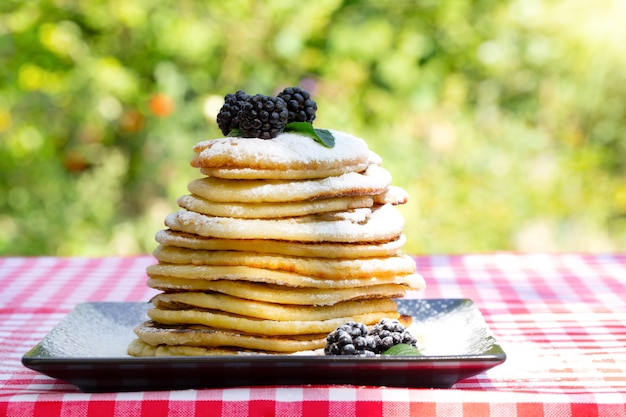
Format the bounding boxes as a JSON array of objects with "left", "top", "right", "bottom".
[
  {"left": 39, "top": 302, "right": 148, "bottom": 357},
  {"left": 192, "top": 130, "right": 369, "bottom": 170},
  {"left": 187, "top": 164, "right": 392, "bottom": 203},
  {"left": 165, "top": 204, "right": 405, "bottom": 243}
]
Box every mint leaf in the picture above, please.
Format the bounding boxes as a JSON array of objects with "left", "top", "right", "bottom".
[
  {"left": 382, "top": 344, "right": 423, "bottom": 356},
  {"left": 284, "top": 122, "right": 335, "bottom": 148},
  {"left": 227, "top": 128, "right": 242, "bottom": 137},
  {"left": 314, "top": 128, "right": 335, "bottom": 148}
]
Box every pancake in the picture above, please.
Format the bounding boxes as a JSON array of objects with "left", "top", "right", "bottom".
[
  {"left": 191, "top": 130, "right": 371, "bottom": 180},
  {"left": 164, "top": 204, "right": 405, "bottom": 243},
  {"left": 132, "top": 321, "right": 327, "bottom": 353},
  {"left": 151, "top": 292, "right": 399, "bottom": 321},
  {"left": 186, "top": 164, "right": 392, "bottom": 203},
  {"left": 147, "top": 307, "right": 399, "bottom": 335},
  {"left": 177, "top": 194, "right": 374, "bottom": 219},
  {"left": 373, "top": 185, "right": 409, "bottom": 205},
  {"left": 128, "top": 339, "right": 298, "bottom": 356},
  {"left": 128, "top": 339, "right": 248, "bottom": 356},
  {"left": 146, "top": 278, "right": 410, "bottom": 306},
  {"left": 146, "top": 264, "right": 425, "bottom": 289},
  {"left": 155, "top": 230, "right": 407, "bottom": 258},
  {"left": 152, "top": 246, "right": 417, "bottom": 279}
]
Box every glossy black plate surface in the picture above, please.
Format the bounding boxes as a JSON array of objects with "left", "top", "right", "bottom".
[{"left": 22, "top": 299, "right": 506, "bottom": 392}]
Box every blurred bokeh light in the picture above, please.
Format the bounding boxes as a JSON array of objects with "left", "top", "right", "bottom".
[{"left": 1, "top": 0, "right": 625, "bottom": 255}]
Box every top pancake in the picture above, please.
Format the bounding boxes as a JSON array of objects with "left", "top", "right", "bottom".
[{"left": 191, "top": 130, "right": 371, "bottom": 180}]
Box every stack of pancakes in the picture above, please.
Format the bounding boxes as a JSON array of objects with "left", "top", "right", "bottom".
[{"left": 128, "top": 130, "right": 425, "bottom": 356}]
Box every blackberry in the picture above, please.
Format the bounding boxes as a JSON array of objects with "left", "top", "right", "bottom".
[
  {"left": 368, "top": 319, "right": 417, "bottom": 354},
  {"left": 216, "top": 90, "right": 250, "bottom": 136},
  {"left": 324, "top": 321, "right": 377, "bottom": 356},
  {"left": 277, "top": 87, "right": 317, "bottom": 123},
  {"left": 237, "top": 94, "right": 289, "bottom": 139}
]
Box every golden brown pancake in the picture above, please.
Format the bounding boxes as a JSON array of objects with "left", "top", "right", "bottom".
[
  {"left": 191, "top": 131, "right": 371, "bottom": 180},
  {"left": 164, "top": 204, "right": 405, "bottom": 243},
  {"left": 147, "top": 307, "right": 399, "bottom": 336},
  {"left": 132, "top": 321, "right": 327, "bottom": 353},
  {"left": 128, "top": 339, "right": 293, "bottom": 356},
  {"left": 155, "top": 230, "right": 407, "bottom": 258},
  {"left": 151, "top": 292, "right": 398, "bottom": 321},
  {"left": 186, "top": 164, "right": 392, "bottom": 203},
  {"left": 146, "top": 263, "right": 425, "bottom": 289},
  {"left": 152, "top": 245, "right": 417, "bottom": 279},
  {"left": 146, "top": 278, "right": 409, "bottom": 306},
  {"left": 177, "top": 194, "right": 374, "bottom": 219}
]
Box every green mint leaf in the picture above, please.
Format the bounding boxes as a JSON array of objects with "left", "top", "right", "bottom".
[
  {"left": 284, "top": 122, "right": 335, "bottom": 148},
  {"left": 227, "top": 128, "right": 242, "bottom": 137},
  {"left": 314, "top": 128, "right": 335, "bottom": 148},
  {"left": 382, "top": 344, "right": 423, "bottom": 356}
]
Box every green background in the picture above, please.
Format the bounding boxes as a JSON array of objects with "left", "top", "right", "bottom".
[{"left": 2, "top": 0, "right": 625, "bottom": 256}]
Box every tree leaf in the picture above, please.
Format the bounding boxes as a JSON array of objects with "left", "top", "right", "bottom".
[{"left": 382, "top": 344, "right": 423, "bottom": 356}]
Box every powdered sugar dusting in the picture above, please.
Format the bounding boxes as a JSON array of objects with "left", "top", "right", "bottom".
[
  {"left": 39, "top": 303, "right": 148, "bottom": 357},
  {"left": 406, "top": 300, "right": 496, "bottom": 356},
  {"left": 165, "top": 204, "right": 404, "bottom": 243},
  {"left": 187, "top": 164, "right": 392, "bottom": 203},
  {"left": 192, "top": 130, "right": 369, "bottom": 169}
]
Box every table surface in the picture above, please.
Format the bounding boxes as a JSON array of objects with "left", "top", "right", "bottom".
[{"left": 1, "top": 253, "right": 625, "bottom": 416}]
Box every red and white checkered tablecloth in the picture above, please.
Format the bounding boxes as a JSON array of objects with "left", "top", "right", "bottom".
[{"left": 1, "top": 253, "right": 625, "bottom": 416}]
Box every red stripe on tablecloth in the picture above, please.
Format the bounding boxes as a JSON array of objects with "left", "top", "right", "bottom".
[
  {"left": 462, "top": 402, "right": 491, "bottom": 417},
  {"left": 300, "top": 386, "right": 329, "bottom": 416},
  {"left": 33, "top": 399, "right": 62, "bottom": 416},
  {"left": 302, "top": 401, "right": 329, "bottom": 417},
  {"left": 517, "top": 402, "right": 545, "bottom": 416},
  {"left": 141, "top": 399, "right": 172, "bottom": 417},
  {"left": 409, "top": 402, "right": 437, "bottom": 416},
  {"left": 249, "top": 400, "right": 281, "bottom": 416},
  {"left": 571, "top": 402, "right": 599, "bottom": 417},
  {"left": 87, "top": 399, "right": 118, "bottom": 417}
]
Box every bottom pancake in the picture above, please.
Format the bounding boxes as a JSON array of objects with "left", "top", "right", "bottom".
[
  {"left": 132, "top": 321, "right": 327, "bottom": 353},
  {"left": 129, "top": 339, "right": 308, "bottom": 356}
]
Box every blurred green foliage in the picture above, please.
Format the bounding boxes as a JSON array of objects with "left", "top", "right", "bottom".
[{"left": 1, "top": 0, "right": 625, "bottom": 256}]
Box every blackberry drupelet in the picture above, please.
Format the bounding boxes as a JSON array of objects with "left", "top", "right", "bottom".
[
  {"left": 324, "top": 321, "right": 377, "bottom": 356},
  {"left": 368, "top": 318, "right": 418, "bottom": 354},
  {"left": 277, "top": 87, "right": 317, "bottom": 123},
  {"left": 216, "top": 90, "right": 250, "bottom": 136},
  {"left": 237, "top": 94, "right": 289, "bottom": 139}
]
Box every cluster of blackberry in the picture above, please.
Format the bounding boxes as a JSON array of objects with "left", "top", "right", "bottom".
[
  {"left": 278, "top": 87, "right": 317, "bottom": 124},
  {"left": 216, "top": 87, "right": 317, "bottom": 139},
  {"left": 324, "top": 319, "right": 418, "bottom": 356}
]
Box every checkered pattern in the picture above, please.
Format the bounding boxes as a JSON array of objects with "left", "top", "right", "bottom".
[{"left": 2, "top": 254, "right": 626, "bottom": 416}]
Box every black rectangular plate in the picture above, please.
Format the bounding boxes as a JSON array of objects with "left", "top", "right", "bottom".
[{"left": 22, "top": 299, "right": 506, "bottom": 392}]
